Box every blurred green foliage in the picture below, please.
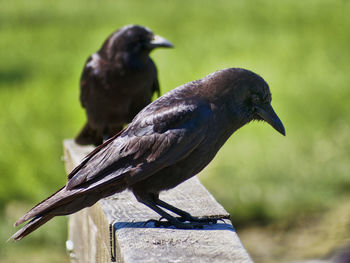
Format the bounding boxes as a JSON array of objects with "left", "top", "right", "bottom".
[{"left": 0, "top": 0, "right": 349, "bottom": 262}]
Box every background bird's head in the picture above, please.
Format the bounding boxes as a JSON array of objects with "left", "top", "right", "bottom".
[
  {"left": 207, "top": 68, "right": 285, "bottom": 135},
  {"left": 102, "top": 25, "right": 173, "bottom": 60}
]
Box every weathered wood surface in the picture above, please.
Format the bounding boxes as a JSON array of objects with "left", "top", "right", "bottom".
[{"left": 63, "top": 139, "right": 253, "bottom": 263}]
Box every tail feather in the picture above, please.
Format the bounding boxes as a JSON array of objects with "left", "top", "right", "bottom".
[
  {"left": 14, "top": 187, "right": 69, "bottom": 226},
  {"left": 9, "top": 215, "right": 54, "bottom": 242},
  {"left": 11, "top": 165, "right": 128, "bottom": 241}
]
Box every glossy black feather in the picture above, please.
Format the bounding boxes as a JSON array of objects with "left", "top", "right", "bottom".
[
  {"left": 11, "top": 68, "right": 285, "bottom": 241},
  {"left": 75, "top": 25, "right": 173, "bottom": 146}
]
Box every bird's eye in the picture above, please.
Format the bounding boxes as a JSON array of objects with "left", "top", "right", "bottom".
[{"left": 251, "top": 94, "right": 260, "bottom": 104}]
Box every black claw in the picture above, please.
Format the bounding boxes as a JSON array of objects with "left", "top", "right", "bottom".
[
  {"left": 144, "top": 218, "right": 172, "bottom": 228},
  {"left": 144, "top": 215, "right": 224, "bottom": 229},
  {"left": 217, "top": 218, "right": 226, "bottom": 224},
  {"left": 178, "top": 215, "right": 218, "bottom": 224},
  {"left": 161, "top": 219, "right": 207, "bottom": 229}
]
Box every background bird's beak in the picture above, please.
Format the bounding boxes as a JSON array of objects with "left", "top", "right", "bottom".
[
  {"left": 256, "top": 103, "right": 285, "bottom": 136},
  {"left": 149, "top": 35, "right": 174, "bottom": 48}
]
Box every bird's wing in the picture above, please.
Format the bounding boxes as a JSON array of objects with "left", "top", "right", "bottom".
[
  {"left": 80, "top": 56, "right": 95, "bottom": 108},
  {"left": 66, "top": 97, "right": 212, "bottom": 190},
  {"left": 150, "top": 60, "right": 160, "bottom": 97},
  {"left": 80, "top": 53, "right": 110, "bottom": 108}
]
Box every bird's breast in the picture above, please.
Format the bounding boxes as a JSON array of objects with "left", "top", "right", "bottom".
[{"left": 131, "top": 134, "right": 224, "bottom": 195}]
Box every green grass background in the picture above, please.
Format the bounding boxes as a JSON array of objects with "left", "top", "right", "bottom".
[{"left": 1, "top": 0, "right": 349, "bottom": 262}]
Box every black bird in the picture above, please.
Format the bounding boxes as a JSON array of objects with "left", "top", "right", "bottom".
[
  {"left": 11, "top": 68, "right": 285, "bottom": 241},
  {"left": 75, "top": 25, "right": 173, "bottom": 146}
]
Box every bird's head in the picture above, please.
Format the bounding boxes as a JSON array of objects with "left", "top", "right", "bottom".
[
  {"left": 208, "top": 68, "right": 285, "bottom": 136},
  {"left": 104, "top": 25, "right": 173, "bottom": 59}
]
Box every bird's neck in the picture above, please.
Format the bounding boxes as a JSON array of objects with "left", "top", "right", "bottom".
[
  {"left": 211, "top": 101, "right": 250, "bottom": 147},
  {"left": 118, "top": 51, "right": 150, "bottom": 69}
]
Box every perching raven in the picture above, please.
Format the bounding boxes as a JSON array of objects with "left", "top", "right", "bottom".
[
  {"left": 11, "top": 68, "right": 285, "bottom": 241},
  {"left": 75, "top": 25, "right": 173, "bottom": 146}
]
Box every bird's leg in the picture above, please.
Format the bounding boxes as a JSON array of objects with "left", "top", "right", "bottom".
[
  {"left": 134, "top": 192, "right": 221, "bottom": 229},
  {"left": 154, "top": 198, "right": 218, "bottom": 224},
  {"left": 134, "top": 190, "right": 219, "bottom": 228},
  {"left": 141, "top": 198, "right": 205, "bottom": 229}
]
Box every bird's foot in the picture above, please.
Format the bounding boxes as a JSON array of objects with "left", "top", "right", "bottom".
[
  {"left": 177, "top": 214, "right": 220, "bottom": 224},
  {"left": 144, "top": 217, "right": 167, "bottom": 227},
  {"left": 145, "top": 217, "right": 207, "bottom": 229}
]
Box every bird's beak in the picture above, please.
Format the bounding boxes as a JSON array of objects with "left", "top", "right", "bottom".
[
  {"left": 256, "top": 103, "right": 285, "bottom": 136},
  {"left": 149, "top": 35, "right": 174, "bottom": 49}
]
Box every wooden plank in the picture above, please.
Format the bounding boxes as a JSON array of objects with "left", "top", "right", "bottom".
[{"left": 63, "top": 139, "right": 253, "bottom": 263}]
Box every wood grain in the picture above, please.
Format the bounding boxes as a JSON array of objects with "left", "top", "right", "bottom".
[{"left": 63, "top": 139, "right": 253, "bottom": 263}]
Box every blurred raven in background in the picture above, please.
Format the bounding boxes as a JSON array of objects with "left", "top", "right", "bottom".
[
  {"left": 11, "top": 68, "right": 285, "bottom": 241},
  {"left": 75, "top": 25, "right": 173, "bottom": 146}
]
